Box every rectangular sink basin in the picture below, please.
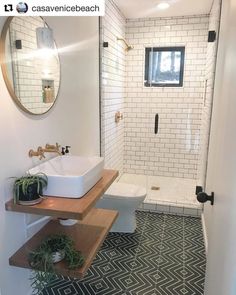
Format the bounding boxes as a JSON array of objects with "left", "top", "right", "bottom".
[{"left": 28, "top": 156, "right": 104, "bottom": 198}]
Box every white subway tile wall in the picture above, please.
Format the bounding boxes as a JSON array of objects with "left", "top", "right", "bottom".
[
  {"left": 9, "top": 17, "right": 60, "bottom": 114},
  {"left": 101, "top": 0, "right": 221, "bottom": 186},
  {"left": 197, "top": 0, "right": 222, "bottom": 184},
  {"left": 100, "top": 0, "right": 126, "bottom": 173},
  {"left": 124, "top": 15, "right": 209, "bottom": 179}
]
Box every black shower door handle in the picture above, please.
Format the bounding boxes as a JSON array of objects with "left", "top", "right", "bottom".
[{"left": 155, "top": 114, "right": 159, "bottom": 134}]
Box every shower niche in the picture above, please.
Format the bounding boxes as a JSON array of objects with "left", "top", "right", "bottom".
[{"left": 42, "top": 79, "right": 55, "bottom": 103}]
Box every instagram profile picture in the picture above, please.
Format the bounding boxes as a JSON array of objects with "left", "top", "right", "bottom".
[{"left": 16, "top": 2, "right": 28, "bottom": 13}]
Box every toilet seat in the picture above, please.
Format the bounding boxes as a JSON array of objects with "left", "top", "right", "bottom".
[{"left": 104, "top": 182, "right": 146, "bottom": 200}]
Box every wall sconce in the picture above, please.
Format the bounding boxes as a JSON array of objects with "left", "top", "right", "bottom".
[
  {"left": 208, "top": 31, "right": 216, "bottom": 42},
  {"left": 15, "top": 39, "right": 22, "bottom": 49},
  {"left": 36, "top": 27, "right": 54, "bottom": 49}
]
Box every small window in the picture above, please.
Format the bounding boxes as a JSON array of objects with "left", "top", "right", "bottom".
[{"left": 144, "top": 47, "right": 185, "bottom": 87}]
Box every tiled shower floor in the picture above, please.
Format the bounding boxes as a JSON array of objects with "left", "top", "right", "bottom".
[
  {"left": 118, "top": 174, "right": 202, "bottom": 217},
  {"left": 43, "top": 212, "right": 206, "bottom": 295}
]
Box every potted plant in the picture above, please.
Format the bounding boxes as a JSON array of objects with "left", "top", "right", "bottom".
[
  {"left": 13, "top": 173, "right": 48, "bottom": 205},
  {"left": 29, "top": 234, "right": 84, "bottom": 295}
]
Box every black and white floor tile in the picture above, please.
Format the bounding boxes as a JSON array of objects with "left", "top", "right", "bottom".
[{"left": 43, "top": 211, "right": 206, "bottom": 295}]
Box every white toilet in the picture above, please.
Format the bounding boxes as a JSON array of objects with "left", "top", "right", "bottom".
[{"left": 96, "top": 182, "right": 146, "bottom": 233}]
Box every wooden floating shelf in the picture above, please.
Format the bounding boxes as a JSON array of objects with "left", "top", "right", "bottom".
[
  {"left": 9, "top": 208, "right": 118, "bottom": 278},
  {"left": 5, "top": 169, "right": 118, "bottom": 220}
]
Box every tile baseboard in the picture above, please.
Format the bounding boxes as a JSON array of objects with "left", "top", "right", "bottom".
[{"left": 139, "top": 200, "right": 202, "bottom": 217}]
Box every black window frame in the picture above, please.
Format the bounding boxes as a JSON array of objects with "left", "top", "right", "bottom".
[{"left": 144, "top": 46, "right": 185, "bottom": 87}]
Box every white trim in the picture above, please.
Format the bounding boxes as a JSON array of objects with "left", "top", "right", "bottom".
[
  {"left": 201, "top": 212, "right": 208, "bottom": 254},
  {"left": 26, "top": 216, "right": 50, "bottom": 230}
]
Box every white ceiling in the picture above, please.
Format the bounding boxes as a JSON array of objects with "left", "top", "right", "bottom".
[{"left": 113, "top": 0, "right": 213, "bottom": 19}]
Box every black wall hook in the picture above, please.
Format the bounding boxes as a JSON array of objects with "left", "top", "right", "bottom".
[
  {"left": 195, "top": 186, "right": 214, "bottom": 205},
  {"left": 197, "top": 192, "right": 214, "bottom": 205}
]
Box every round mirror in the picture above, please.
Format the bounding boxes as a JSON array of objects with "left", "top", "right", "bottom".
[{"left": 0, "top": 17, "right": 60, "bottom": 115}]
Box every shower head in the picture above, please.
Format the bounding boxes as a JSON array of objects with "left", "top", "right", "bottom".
[
  {"left": 117, "top": 37, "right": 134, "bottom": 51},
  {"left": 126, "top": 44, "right": 134, "bottom": 51}
]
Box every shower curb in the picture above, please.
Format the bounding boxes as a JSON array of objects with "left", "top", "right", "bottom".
[{"left": 138, "top": 201, "right": 202, "bottom": 217}]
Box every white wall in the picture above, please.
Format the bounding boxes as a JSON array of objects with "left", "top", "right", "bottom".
[
  {"left": 0, "top": 16, "right": 99, "bottom": 295},
  {"left": 124, "top": 15, "right": 209, "bottom": 178},
  {"left": 100, "top": 0, "right": 126, "bottom": 173},
  {"left": 203, "top": 0, "right": 236, "bottom": 293}
]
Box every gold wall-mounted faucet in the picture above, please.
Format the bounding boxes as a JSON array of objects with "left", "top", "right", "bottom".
[
  {"left": 44, "top": 143, "right": 61, "bottom": 155},
  {"left": 45, "top": 143, "right": 60, "bottom": 150},
  {"left": 29, "top": 146, "right": 45, "bottom": 160},
  {"left": 28, "top": 143, "right": 62, "bottom": 160}
]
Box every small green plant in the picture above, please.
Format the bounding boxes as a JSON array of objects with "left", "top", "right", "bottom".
[
  {"left": 13, "top": 173, "right": 48, "bottom": 204},
  {"left": 29, "top": 234, "right": 85, "bottom": 295}
]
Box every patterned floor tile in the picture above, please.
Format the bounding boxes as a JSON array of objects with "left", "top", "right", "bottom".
[
  {"left": 155, "top": 269, "right": 184, "bottom": 295},
  {"left": 44, "top": 212, "right": 206, "bottom": 295},
  {"left": 125, "top": 272, "right": 156, "bottom": 295}
]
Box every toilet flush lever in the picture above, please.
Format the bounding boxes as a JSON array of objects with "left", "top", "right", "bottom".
[{"left": 195, "top": 186, "right": 214, "bottom": 205}]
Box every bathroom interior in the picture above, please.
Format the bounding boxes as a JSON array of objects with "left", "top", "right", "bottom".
[{"left": 0, "top": 0, "right": 232, "bottom": 294}]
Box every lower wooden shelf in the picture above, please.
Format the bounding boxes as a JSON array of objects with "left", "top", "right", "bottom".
[{"left": 9, "top": 208, "right": 118, "bottom": 278}]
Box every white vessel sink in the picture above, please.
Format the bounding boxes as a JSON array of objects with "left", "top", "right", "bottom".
[{"left": 28, "top": 156, "right": 104, "bottom": 198}]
